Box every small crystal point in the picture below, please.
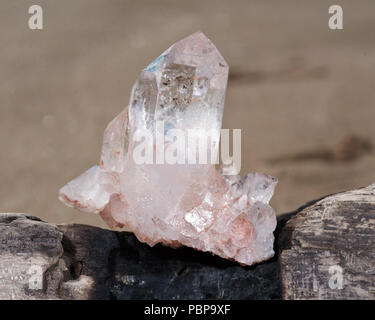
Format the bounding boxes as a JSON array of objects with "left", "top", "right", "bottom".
[{"left": 59, "top": 32, "right": 277, "bottom": 266}]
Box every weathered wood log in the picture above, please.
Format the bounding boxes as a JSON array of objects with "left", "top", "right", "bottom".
[
  {"left": 279, "top": 184, "right": 375, "bottom": 299},
  {"left": 0, "top": 184, "right": 374, "bottom": 299},
  {"left": 0, "top": 213, "right": 279, "bottom": 299}
]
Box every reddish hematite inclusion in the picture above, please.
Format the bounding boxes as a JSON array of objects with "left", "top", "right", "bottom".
[{"left": 59, "top": 32, "right": 277, "bottom": 266}]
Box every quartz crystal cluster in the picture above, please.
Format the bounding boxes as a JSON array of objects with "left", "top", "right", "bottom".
[{"left": 59, "top": 32, "right": 277, "bottom": 266}]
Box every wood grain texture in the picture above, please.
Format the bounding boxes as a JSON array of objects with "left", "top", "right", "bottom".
[{"left": 279, "top": 184, "right": 375, "bottom": 299}]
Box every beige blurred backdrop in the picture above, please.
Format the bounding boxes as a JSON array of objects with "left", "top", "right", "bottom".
[{"left": 1, "top": 0, "right": 374, "bottom": 228}]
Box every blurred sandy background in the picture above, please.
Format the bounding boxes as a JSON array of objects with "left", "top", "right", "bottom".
[{"left": 1, "top": 0, "right": 374, "bottom": 228}]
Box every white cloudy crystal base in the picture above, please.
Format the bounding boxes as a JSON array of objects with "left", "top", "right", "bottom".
[
  {"left": 60, "top": 165, "right": 277, "bottom": 265},
  {"left": 59, "top": 32, "right": 278, "bottom": 266}
]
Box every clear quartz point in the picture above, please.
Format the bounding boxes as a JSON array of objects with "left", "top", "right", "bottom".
[{"left": 59, "top": 32, "right": 277, "bottom": 266}]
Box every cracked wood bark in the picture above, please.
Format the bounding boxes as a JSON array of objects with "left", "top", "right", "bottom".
[
  {"left": 0, "top": 184, "right": 374, "bottom": 299},
  {"left": 279, "top": 184, "right": 375, "bottom": 299}
]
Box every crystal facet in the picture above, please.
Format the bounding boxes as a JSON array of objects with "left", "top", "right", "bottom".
[{"left": 59, "top": 32, "right": 277, "bottom": 265}]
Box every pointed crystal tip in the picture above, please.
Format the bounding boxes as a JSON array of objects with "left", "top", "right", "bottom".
[{"left": 171, "top": 31, "right": 228, "bottom": 68}]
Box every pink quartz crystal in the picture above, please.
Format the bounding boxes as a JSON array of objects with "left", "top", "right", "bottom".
[{"left": 59, "top": 32, "right": 277, "bottom": 266}]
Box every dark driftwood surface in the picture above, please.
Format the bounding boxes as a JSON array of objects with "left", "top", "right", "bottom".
[
  {"left": 0, "top": 184, "right": 374, "bottom": 299},
  {"left": 0, "top": 214, "right": 279, "bottom": 299}
]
